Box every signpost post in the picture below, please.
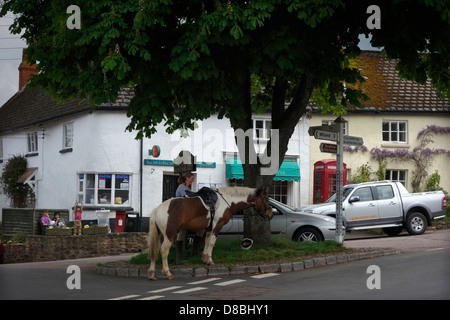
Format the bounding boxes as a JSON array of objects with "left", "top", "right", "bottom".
[{"left": 334, "top": 116, "right": 345, "bottom": 244}]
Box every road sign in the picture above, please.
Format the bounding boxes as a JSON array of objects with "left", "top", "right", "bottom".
[
  {"left": 314, "top": 130, "right": 338, "bottom": 141},
  {"left": 320, "top": 143, "right": 337, "bottom": 153},
  {"left": 343, "top": 135, "right": 364, "bottom": 146},
  {"left": 308, "top": 124, "right": 339, "bottom": 136}
]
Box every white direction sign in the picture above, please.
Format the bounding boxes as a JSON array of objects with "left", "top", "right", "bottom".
[
  {"left": 343, "top": 135, "right": 364, "bottom": 146},
  {"left": 314, "top": 130, "right": 337, "bottom": 141}
]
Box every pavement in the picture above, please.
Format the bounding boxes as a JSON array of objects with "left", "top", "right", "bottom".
[{"left": 344, "top": 228, "right": 450, "bottom": 252}]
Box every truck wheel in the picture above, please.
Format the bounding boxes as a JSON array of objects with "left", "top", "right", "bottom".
[
  {"left": 383, "top": 226, "right": 403, "bottom": 236},
  {"left": 405, "top": 212, "right": 427, "bottom": 235},
  {"left": 293, "top": 227, "right": 324, "bottom": 242}
]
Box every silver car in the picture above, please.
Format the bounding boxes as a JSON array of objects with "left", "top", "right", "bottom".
[{"left": 218, "top": 199, "right": 342, "bottom": 242}]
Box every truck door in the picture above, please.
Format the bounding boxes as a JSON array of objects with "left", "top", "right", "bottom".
[
  {"left": 375, "top": 184, "right": 402, "bottom": 221},
  {"left": 344, "top": 187, "right": 379, "bottom": 226}
]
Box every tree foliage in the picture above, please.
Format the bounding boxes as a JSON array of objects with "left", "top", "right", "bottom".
[
  {"left": 2, "top": 0, "right": 449, "bottom": 242},
  {"left": 0, "top": 155, "right": 32, "bottom": 208}
]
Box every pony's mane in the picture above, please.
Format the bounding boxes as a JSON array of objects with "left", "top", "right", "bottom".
[{"left": 217, "top": 187, "right": 257, "bottom": 198}]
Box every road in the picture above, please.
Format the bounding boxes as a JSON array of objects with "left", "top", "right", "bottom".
[{"left": 1, "top": 229, "right": 449, "bottom": 304}]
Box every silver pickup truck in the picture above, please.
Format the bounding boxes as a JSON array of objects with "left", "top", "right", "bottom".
[{"left": 298, "top": 181, "right": 447, "bottom": 236}]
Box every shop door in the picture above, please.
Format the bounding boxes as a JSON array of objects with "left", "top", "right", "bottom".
[{"left": 162, "top": 174, "right": 179, "bottom": 202}]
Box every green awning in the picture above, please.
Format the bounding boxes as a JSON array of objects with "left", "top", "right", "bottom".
[{"left": 226, "top": 158, "right": 300, "bottom": 181}]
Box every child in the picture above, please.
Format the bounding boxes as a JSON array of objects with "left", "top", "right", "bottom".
[
  {"left": 41, "top": 211, "right": 51, "bottom": 226},
  {"left": 74, "top": 200, "right": 83, "bottom": 235}
]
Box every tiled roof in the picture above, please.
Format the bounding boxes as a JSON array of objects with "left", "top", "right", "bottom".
[
  {"left": 344, "top": 51, "right": 449, "bottom": 112},
  {"left": 0, "top": 86, "right": 134, "bottom": 134}
]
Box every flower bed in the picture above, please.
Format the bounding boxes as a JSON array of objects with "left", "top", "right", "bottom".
[{"left": 82, "top": 225, "right": 109, "bottom": 235}]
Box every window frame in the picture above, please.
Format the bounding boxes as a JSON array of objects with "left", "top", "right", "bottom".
[
  {"left": 27, "top": 131, "right": 38, "bottom": 153},
  {"left": 77, "top": 173, "right": 132, "bottom": 207},
  {"left": 382, "top": 120, "right": 407, "bottom": 144},
  {"left": 253, "top": 118, "right": 272, "bottom": 141},
  {"left": 385, "top": 169, "right": 407, "bottom": 187},
  {"left": 63, "top": 122, "right": 74, "bottom": 149}
]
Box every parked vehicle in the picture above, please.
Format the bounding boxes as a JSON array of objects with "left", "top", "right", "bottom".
[
  {"left": 298, "top": 181, "right": 447, "bottom": 236},
  {"left": 218, "top": 198, "right": 343, "bottom": 242}
]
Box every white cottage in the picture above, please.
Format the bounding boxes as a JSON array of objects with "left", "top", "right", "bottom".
[{"left": 0, "top": 54, "right": 308, "bottom": 225}]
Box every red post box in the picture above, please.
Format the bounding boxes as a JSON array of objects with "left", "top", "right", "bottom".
[
  {"left": 115, "top": 211, "right": 126, "bottom": 232},
  {"left": 313, "top": 159, "right": 347, "bottom": 203}
]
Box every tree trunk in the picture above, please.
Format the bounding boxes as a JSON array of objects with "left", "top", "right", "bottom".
[{"left": 229, "top": 72, "right": 317, "bottom": 246}]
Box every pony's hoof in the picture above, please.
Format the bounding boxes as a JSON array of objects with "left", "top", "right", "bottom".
[
  {"left": 148, "top": 271, "right": 157, "bottom": 281},
  {"left": 167, "top": 274, "right": 174, "bottom": 280}
]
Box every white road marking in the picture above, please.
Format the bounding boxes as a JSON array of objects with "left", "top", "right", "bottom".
[
  {"left": 173, "top": 287, "right": 208, "bottom": 294},
  {"left": 188, "top": 278, "right": 221, "bottom": 285},
  {"left": 251, "top": 273, "right": 280, "bottom": 279},
  {"left": 147, "top": 286, "right": 183, "bottom": 293},
  {"left": 137, "top": 295, "right": 165, "bottom": 300},
  {"left": 214, "top": 279, "right": 247, "bottom": 286},
  {"left": 107, "top": 294, "right": 141, "bottom": 300}
]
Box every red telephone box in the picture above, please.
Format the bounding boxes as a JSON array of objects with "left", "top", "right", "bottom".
[
  {"left": 313, "top": 159, "right": 347, "bottom": 204},
  {"left": 115, "top": 211, "right": 126, "bottom": 232}
]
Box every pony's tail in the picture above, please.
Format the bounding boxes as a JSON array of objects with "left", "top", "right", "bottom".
[{"left": 148, "top": 208, "right": 160, "bottom": 261}]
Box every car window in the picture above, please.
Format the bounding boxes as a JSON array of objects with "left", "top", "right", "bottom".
[
  {"left": 352, "top": 187, "right": 374, "bottom": 202},
  {"left": 326, "top": 187, "right": 354, "bottom": 202},
  {"left": 376, "top": 185, "right": 395, "bottom": 200}
]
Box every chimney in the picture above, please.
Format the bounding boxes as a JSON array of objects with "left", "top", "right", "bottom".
[{"left": 18, "top": 48, "right": 38, "bottom": 90}]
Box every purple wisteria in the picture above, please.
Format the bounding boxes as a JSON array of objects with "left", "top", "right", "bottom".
[{"left": 369, "top": 125, "right": 450, "bottom": 192}]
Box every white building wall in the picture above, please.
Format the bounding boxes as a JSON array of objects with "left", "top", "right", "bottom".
[{"left": 1, "top": 111, "right": 310, "bottom": 221}]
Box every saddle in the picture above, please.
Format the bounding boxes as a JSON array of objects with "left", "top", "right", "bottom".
[
  {"left": 185, "top": 187, "right": 219, "bottom": 213},
  {"left": 185, "top": 187, "right": 220, "bottom": 228}
]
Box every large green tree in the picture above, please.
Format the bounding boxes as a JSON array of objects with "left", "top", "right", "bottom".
[{"left": 2, "top": 0, "right": 449, "bottom": 243}]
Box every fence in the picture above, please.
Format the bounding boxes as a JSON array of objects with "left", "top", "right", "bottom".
[{"left": 1, "top": 208, "right": 70, "bottom": 237}]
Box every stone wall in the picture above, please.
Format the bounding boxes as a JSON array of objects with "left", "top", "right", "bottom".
[{"left": 3, "top": 232, "right": 148, "bottom": 264}]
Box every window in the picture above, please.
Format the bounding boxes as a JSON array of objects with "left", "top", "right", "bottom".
[
  {"left": 27, "top": 132, "right": 38, "bottom": 153},
  {"left": 253, "top": 119, "right": 272, "bottom": 141},
  {"left": 78, "top": 173, "right": 131, "bottom": 206},
  {"left": 386, "top": 170, "right": 407, "bottom": 186},
  {"left": 382, "top": 121, "right": 407, "bottom": 143},
  {"left": 269, "top": 181, "right": 288, "bottom": 204},
  {"left": 352, "top": 187, "right": 374, "bottom": 202},
  {"left": 63, "top": 123, "right": 74, "bottom": 149},
  {"left": 376, "top": 185, "right": 395, "bottom": 200}
]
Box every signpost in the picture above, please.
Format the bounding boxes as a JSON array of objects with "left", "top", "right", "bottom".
[
  {"left": 319, "top": 143, "right": 337, "bottom": 154},
  {"left": 309, "top": 117, "right": 364, "bottom": 244},
  {"left": 334, "top": 116, "right": 345, "bottom": 244},
  {"left": 314, "top": 130, "right": 337, "bottom": 141}
]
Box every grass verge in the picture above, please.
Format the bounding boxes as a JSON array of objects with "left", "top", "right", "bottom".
[{"left": 128, "top": 238, "right": 350, "bottom": 268}]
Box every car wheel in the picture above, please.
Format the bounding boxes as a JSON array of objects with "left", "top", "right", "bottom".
[
  {"left": 405, "top": 212, "right": 427, "bottom": 235},
  {"left": 294, "top": 227, "right": 324, "bottom": 242}
]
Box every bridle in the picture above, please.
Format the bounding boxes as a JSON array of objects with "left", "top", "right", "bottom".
[
  {"left": 214, "top": 189, "right": 273, "bottom": 220},
  {"left": 256, "top": 193, "right": 273, "bottom": 220}
]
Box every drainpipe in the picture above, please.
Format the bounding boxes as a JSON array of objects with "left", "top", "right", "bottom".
[{"left": 139, "top": 137, "right": 143, "bottom": 222}]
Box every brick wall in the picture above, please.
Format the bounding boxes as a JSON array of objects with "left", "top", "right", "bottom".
[{"left": 3, "top": 233, "right": 148, "bottom": 264}]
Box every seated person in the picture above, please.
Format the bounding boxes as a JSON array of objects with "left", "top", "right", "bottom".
[
  {"left": 40, "top": 211, "right": 51, "bottom": 234},
  {"left": 52, "top": 212, "right": 65, "bottom": 227}
]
